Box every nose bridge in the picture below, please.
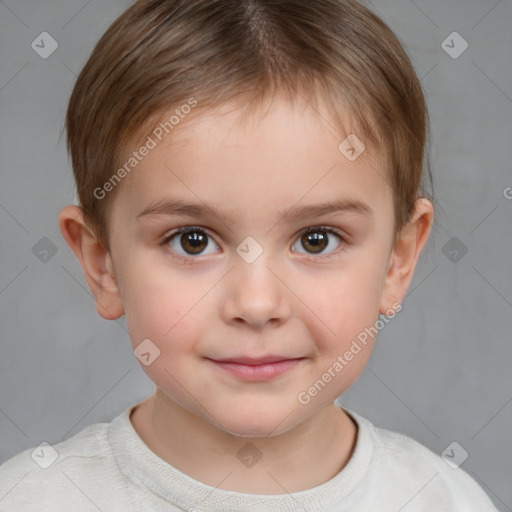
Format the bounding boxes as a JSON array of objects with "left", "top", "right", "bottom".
[{"left": 223, "top": 239, "right": 290, "bottom": 325}]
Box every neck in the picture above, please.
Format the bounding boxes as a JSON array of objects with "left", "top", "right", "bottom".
[{"left": 130, "top": 389, "right": 358, "bottom": 494}]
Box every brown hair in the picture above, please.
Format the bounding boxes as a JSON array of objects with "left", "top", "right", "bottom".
[{"left": 66, "top": 0, "right": 433, "bottom": 250}]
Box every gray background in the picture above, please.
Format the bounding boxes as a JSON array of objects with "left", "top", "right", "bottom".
[{"left": 0, "top": 0, "right": 511, "bottom": 509}]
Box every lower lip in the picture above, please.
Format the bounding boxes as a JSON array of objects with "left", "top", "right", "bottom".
[{"left": 208, "top": 358, "right": 303, "bottom": 381}]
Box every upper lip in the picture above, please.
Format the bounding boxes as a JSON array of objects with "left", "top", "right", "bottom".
[{"left": 208, "top": 356, "right": 303, "bottom": 365}]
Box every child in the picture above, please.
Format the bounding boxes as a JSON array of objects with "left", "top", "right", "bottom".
[{"left": 0, "top": 0, "right": 498, "bottom": 510}]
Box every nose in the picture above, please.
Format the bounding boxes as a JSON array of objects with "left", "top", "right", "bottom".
[{"left": 221, "top": 251, "right": 291, "bottom": 329}]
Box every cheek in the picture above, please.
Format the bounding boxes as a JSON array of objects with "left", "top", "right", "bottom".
[
  {"left": 117, "top": 258, "right": 185, "bottom": 345},
  {"left": 304, "top": 257, "right": 385, "bottom": 354},
  {"left": 121, "top": 273, "right": 205, "bottom": 396},
  {"left": 121, "top": 263, "right": 214, "bottom": 357},
  {"left": 303, "top": 272, "right": 382, "bottom": 396}
]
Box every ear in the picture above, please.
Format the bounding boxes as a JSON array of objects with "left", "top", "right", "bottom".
[
  {"left": 379, "top": 198, "right": 434, "bottom": 314},
  {"left": 58, "top": 205, "right": 124, "bottom": 320}
]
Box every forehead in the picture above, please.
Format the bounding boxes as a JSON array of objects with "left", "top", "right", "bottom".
[{"left": 116, "top": 96, "right": 393, "bottom": 227}]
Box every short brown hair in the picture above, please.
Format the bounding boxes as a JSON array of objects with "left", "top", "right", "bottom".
[{"left": 66, "top": 0, "right": 433, "bottom": 250}]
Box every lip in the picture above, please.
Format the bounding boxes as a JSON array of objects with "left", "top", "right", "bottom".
[
  {"left": 206, "top": 357, "right": 305, "bottom": 381},
  {"left": 212, "top": 355, "right": 300, "bottom": 365}
]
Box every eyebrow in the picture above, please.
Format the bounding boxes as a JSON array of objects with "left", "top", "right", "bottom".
[{"left": 136, "top": 197, "right": 373, "bottom": 224}]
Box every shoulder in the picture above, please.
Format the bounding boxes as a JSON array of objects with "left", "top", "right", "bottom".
[
  {"left": 0, "top": 419, "right": 127, "bottom": 511},
  {"left": 347, "top": 409, "right": 498, "bottom": 511}
]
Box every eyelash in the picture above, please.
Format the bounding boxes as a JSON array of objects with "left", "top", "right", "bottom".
[{"left": 161, "top": 225, "right": 347, "bottom": 264}]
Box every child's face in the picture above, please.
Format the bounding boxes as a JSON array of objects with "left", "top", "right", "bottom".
[{"left": 105, "top": 96, "right": 402, "bottom": 436}]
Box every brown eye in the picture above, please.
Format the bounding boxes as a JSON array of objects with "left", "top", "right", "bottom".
[
  {"left": 179, "top": 231, "right": 208, "bottom": 254},
  {"left": 292, "top": 226, "right": 344, "bottom": 258},
  {"left": 301, "top": 231, "right": 328, "bottom": 254},
  {"left": 164, "top": 227, "right": 220, "bottom": 259}
]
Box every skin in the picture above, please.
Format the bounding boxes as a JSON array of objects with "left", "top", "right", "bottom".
[{"left": 59, "top": 94, "right": 433, "bottom": 494}]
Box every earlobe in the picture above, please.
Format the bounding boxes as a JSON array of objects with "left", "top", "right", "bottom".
[
  {"left": 379, "top": 198, "right": 434, "bottom": 315},
  {"left": 58, "top": 205, "right": 124, "bottom": 320}
]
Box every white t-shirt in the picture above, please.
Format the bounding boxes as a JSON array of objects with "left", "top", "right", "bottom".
[{"left": 0, "top": 403, "right": 498, "bottom": 511}]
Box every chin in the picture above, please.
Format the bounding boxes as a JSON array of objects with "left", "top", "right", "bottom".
[{"left": 216, "top": 408, "right": 299, "bottom": 439}]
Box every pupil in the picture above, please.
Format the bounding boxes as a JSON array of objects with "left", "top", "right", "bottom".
[
  {"left": 182, "top": 232, "right": 206, "bottom": 254},
  {"left": 303, "top": 231, "right": 327, "bottom": 253}
]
